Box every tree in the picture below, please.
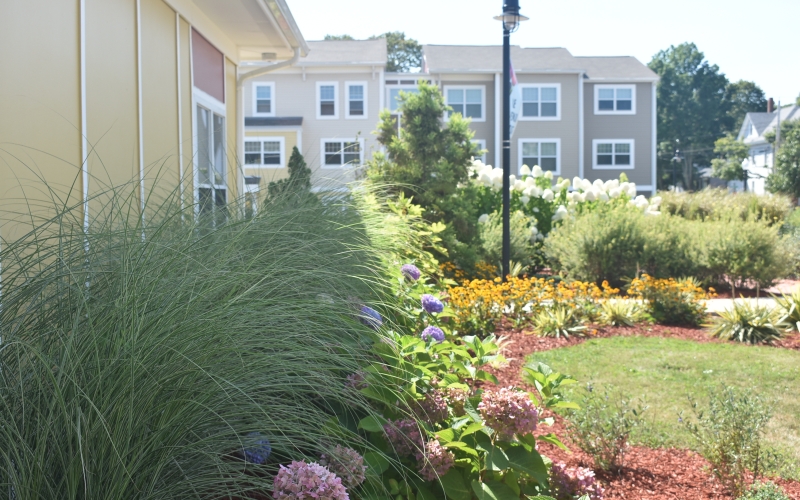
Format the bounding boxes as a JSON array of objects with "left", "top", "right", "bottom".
[
  {"left": 369, "top": 32, "right": 422, "bottom": 72},
  {"left": 766, "top": 124, "right": 800, "bottom": 200},
  {"left": 710, "top": 135, "right": 749, "bottom": 183},
  {"left": 649, "top": 43, "right": 730, "bottom": 190},
  {"left": 268, "top": 146, "right": 314, "bottom": 200},
  {"left": 796, "top": 92, "right": 800, "bottom": 106},
  {"left": 324, "top": 34, "right": 355, "bottom": 40},
  {"left": 724, "top": 80, "right": 767, "bottom": 131},
  {"left": 366, "top": 82, "right": 482, "bottom": 267}
]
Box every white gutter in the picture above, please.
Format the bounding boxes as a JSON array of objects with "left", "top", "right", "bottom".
[{"left": 235, "top": 47, "right": 301, "bottom": 200}]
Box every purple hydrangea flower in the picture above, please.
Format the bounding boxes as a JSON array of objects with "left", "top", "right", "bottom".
[
  {"left": 242, "top": 432, "right": 272, "bottom": 465},
  {"left": 383, "top": 419, "right": 424, "bottom": 458},
  {"left": 319, "top": 445, "right": 367, "bottom": 489},
  {"left": 421, "top": 294, "right": 444, "bottom": 314},
  {"left": 273, "top": 461, "right": 349, "bottom": 500},
  {"left": 421, "top": 326, "right": 445, "bottom": 343},
  {"left": 359, "top": 306, "right": 382, "bottom": 330},
  {"left": 478, "top": 388, "right": 539, "bottom": 439},
  {"left": 401, "top": 264, "right": 422, "bottom": 281},
  {"left": 418, "top": 440, "right": 455, "bottom": 481},
  {"left": 549, "top": 463, "right": 604, "bottom": 500}
]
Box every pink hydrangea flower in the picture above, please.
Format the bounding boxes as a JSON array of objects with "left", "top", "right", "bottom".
[
  {"left": 383, "top": 419, "right": 424, "bottom": 458},
  {"left": 549, "top": 463, "right": 604, "bottom": 500},
  {"left": 444, "top": 387, "right": 469, "bottom": 417},
  {"left": 478, "top": 388, "right": 539, "bottom": 439},
  {"left": 320, "top": 445, "right": 367, "bottom": 489},
  {"left": 413, "top": 389, "right": 448, "bottom": 424},
  {"left": 273, "top": 461, "right": 349, "bottom": 500},
  {"left": 417, "top": 440, "right": 455, "bottom": 481}
]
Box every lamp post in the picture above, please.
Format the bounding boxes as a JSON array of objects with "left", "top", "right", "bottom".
[
  {"left": 670, "top": 149, "right": 684, "bottom": 190},
  {"left": 495, "top": 1, "right": 527, "bottom": 281}
]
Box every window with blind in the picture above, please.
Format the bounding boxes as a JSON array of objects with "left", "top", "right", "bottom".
[
  {"left": 518, "top": 139, "right": 560, "bottom": 174},
  {"left": 445, "top": 87, "right": 485, "bottom": 120},
  {"left": 322, "top": 140, "right": 362, "bottom": 168},
  {"left": 593, "top": 139, "right": 634, "bottom": 169},
  {"left": 244, "top": 138, "right": 284, "bottom": 167},
  {"left": 520, "top": 84, "right": 560, "bottom": 119},
  {"left": 594, "top": 85, "right": 635, "bottom": 114}
]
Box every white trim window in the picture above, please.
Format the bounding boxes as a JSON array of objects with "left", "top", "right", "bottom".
[
  {"left": 252, "top": 82, "right": 275, "bottom": 116},
  {"left": 317, "top": 81, "right": 339, "bottom": 119},
  {"left": 445, "top": 86, "right": 485, "bottom": 121},
  {"left": 386, "top": 85, "right": 420, "bottom": 113},
  {"left": 321, "top": 139, "right": 364, "bottom": 168},
  {"left": 520, "top": 84, "right": 560, "bottom": 120},
  {"left": 594, "top": 85, "right": 636, "bottom": 114},
  {"left": 472, "top": 139, "right": 487, "bottom": 163},
  {"left": 518, "top": 139, "right": 560, "bottom": 175},
  {"left": 592, "top": 139, "right": 634, "bottom": 169},
  {"left": 244, "top": 137, "right": 285, "bottom": 168},
  {"left": 346, "top": 81, "right": 368, "bottom": 119},
  {"left": 193, "top": 88, "right": 227, "bottom": 223}
]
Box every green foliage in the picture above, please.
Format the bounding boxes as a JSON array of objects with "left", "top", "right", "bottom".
[
  {"left": 774, "top": 290, "right": 800, "bottom": 332},
  {"left": 324, "top": 34, "right": 355, "bottom": 40},
  {"left": 628, "top": 275, "right": 708, "bottom": 326},
  {"left": 268, "top": 145, "right": 314, "bottom": 200},
  {"left": 0, "top": 182, "right": 393, "bottom": 497},
  {"left": 711, "top": 135, "right": 751, "bottom": 182},
  {"left": 369, "top": 32, "right": 422, "bottom": 73},
  {"left": 767, "top": 122, "right": 800, "bottom": 199},
  {"left": 597, "top": 300, "right": 645, "bottom": 327},
  {"left": 659, "top": 188, "right": 794, "bottom": 225},
  {"left": 737, "top": 481, "right": 791, "bottom": 500},
  {"left": 366, "top": 82, "right": 482, "bottom": 270},
  {"left": 725, "top": 80, "right": 768, "bottom": 130},
  {"left": 532, "top": 306, "right": 587, "bottom": 339},
  {"left": 566, "top": 387, "right": 648, "bottom": 473},
  {"left": 521, "top": 362, "right": 580, "bottom": 412},
  {"left": 709, "top": 301, "right": 788, "bottom": 344},
  {"left": 683, "top": 386, "right": 774, "bottom": 496},
  {"left": 478, "top": 211, "right": 533, "bottom": 269}
]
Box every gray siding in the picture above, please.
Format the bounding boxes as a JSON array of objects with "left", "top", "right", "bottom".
[
  {"left": 583, "top": 82, "right": 654, "bottom": 187},
  {"left": 245, "top": 70, "right": 383, "bottom": 189}
]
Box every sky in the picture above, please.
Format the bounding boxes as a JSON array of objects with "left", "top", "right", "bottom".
[{"left": 290, "top": 0, "right": 799, "bottom": 106}]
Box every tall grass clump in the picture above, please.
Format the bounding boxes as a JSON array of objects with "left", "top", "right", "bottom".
[
  {"left": 0, "top": 178, "right": 399, "bottom": 498},
  {"left": 659, "top": 188, "right": 793, "bottom": 225}
]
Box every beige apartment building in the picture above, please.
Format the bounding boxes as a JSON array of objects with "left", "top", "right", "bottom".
[{"left": 0, "top": 0, "right": 308, "bottom": 244}]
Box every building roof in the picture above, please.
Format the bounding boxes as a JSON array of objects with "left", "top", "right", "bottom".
[
  {"left": 298, "top": 39, "right": 387, "bottom": 66},
  {"left": 739, "top": 105, "right": 800, "bottom": 142},
  {"left": 422, "top": 45, "right": 657, "bottom": 80},
  {"left": 575, "top": 56, "right": 658, "bottom": 81}
]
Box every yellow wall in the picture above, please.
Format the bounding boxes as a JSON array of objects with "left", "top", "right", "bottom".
[
  {"left": 226, "top": 57, "right": 239, "bottom": 201},
  {"left": 179, "top": 17, "right": 194, "bottom": 209},
  {"left": 0, "top": 0, "right": 82, "bottom": 243},
  {"left": 244, "top": 130, "right": 297, "bottom": 188}
]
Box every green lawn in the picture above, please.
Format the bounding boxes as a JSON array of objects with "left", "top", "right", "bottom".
[{"left": 528, "top": 336, "right": 800, "bottom": 471}]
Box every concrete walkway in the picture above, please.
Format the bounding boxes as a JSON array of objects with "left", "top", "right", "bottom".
[{"left": 704, "top": 297, "right": 779, "bottom": 314}]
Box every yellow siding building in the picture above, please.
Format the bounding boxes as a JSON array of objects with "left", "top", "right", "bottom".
[{"left": 0, "top": 0, "right": 308, "bottom": 244}]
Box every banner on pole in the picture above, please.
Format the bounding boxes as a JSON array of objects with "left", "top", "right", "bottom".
[{"left": 509, "top": 62, "right": 522, "bottom": 138}]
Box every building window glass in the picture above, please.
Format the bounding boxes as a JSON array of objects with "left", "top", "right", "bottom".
[
  {"left": 521, "top": 85, "right": 559, "bottom": 118},
  {"left": 253, "top": 83, "right": 275, "bottom": 115},
  {"left": 317, "top": 82, "right": 339, "bottom": 118},
  {"left": 196, "top": 103, "right": 226, "bottom": 223},
  {"left": 593, "top": 140, "right": 634, "bottom": 169},
  {"left": 322, "top": 140, "right": 362, "bottom": 167},
  {"left": 244, "top": 138, "right": 284, "bottom": 167},
  {"left": 520, "top": 140, "right": 559, "bottom": 173},
  {"left": 445, "top": 87, "right": 484, "bottom": 120},
  {"left": 347, "top": 83, "right": 365, "bottom": 116},
  {"left": 595, "top": 85, "right": 635, "bottom": 114}
]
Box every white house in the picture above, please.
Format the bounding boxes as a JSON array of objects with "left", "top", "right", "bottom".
[{"left": 737, "top": 103, "right": 800, "bottom": 193}]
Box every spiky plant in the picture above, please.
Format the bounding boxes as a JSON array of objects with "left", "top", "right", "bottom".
[
  {"left": 708, "top": 301, "right": 788, "bottom": 344},
  {"left": 532, "top": 305, "right": 587, "bottom": 338},
  {"left": 598, "top": 299, "right": 645, "bottom": 327},
  {"left": 773, "top": 290, "right": 800, "bottom": 332}
]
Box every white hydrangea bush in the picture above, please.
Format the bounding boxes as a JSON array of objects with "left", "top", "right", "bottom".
[{"left": 468, "top": 159, "right": 662, "bottom": 242}]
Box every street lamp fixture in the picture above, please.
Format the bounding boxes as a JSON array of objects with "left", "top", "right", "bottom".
[{"left": 495, "top": 0, "right": 527, "bottom": 280}]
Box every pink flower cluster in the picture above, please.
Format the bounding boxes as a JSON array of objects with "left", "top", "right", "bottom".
[
  {"left": 273, "top": 461, "right": 349, "bottom": 500},
  {"left": 478, "top": 388, "right": 539, "bottom": 439},
  {"left": 319, "top": 445, "right": 367, "bottom": 489},
  {"left": 549, "top": 463, "right": 604, "bottom": 500},
  {"left": 345, "top": 371, "right": 367, "bottom": 390},
  {"left": 444, "top": 387, "right": 469, "bottom": 417},
  {"left": 414, "top": 390, "right": 449, "bottom": 424},
  {"left": 383, "top": 419, "right": 424, "bottom": 458},
  {"left": 417, "top": 440, "right": 455, "bottom": 481}
]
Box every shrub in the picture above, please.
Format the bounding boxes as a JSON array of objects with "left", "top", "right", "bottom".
[
  {"left": 683, "top": 386, "right": 773, "bottom": 496},
  {"left": 709, "top": 301, "right": 788, "bottom": 344},
  {"left": 774, "top": 290, "right": 800, "bottom": 332},
  {"left": 737, "top": 481, "right": 791, "bottom": 500},
  {"left": 659, "top": 188, "right": 793, "bottom": 225},
  {"left": 567, "top": 388, "right": 648, "bottom": 473},
  {"left": 597, "top": 299, "right": 645, "bottom": 327},
  {"left": 533, "top": 305, "right": 587, "bottom": 338},
  {"left": 628, "top": 275, "right": 709, "bottom": 326},
  {"left": 478, "top": 210, "right": 535, "bottom": 269}
]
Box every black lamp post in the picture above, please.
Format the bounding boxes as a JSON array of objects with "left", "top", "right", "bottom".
[
  {"left": 495, "top": 1, "right": 527, "bottom": 280},
  {"left": 670, "top": 149, "right": 684, "bottom": 190}
]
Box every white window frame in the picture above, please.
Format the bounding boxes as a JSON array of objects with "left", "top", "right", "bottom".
[
  {"left": 252, "top": 82, "right": 276, "bottom": 117},
  {"left": 592, "top": 139, "right": 635, "bottom": 170},
  {"left": 244, "top": 136, "right": 286, "bottom": 168},
  {"left": 519, "top": 83, "right": 561, "bottom": 121},
  {"left": 517, "top": 138, "right": 561, "bottom": 176},
  {"left": 386, "top": 84, "right": 421, "bottom": 113},
  {"left": 320, "top": 138, "right": 365, "bottom": 169},
  {"left": 594, "top": 84, "right": 636, "bottom": 115},
  {"left": 444, "top": 85, "right": 486, "bottom": 122},
  {"left": 192, "top": 86, "right": 228, "bottom": 219},
  {"left": 345, "top": 81, "right": 368, "bottom": 120},
  {"left": 472, "top": 139, "right": 487, "bottom": 164},
  {"left": 316, "top": 81, "right": 339, "bottom": 120}
]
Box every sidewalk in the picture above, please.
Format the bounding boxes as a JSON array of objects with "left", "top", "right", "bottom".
[{"left": 704, "top": 297, "right": 778, "bottom": 314}]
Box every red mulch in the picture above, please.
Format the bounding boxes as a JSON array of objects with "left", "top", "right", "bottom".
[{"left": 486, "top": 321, "right": 800, "bottom": 499}]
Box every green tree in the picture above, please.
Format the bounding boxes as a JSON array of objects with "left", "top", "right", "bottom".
[
  {"left": 710, "top": 135, "right": 750, "bottom": 182},
  {"left": 649, "top": 43, "right": 730, "bottom": 189},
  {"left": 366, "top": 82, "right": 482, "bottom": 267},
  {"left": 324, "top": 34, "right": 355, "bottom": 40},
  {"left": 724, "top": 80, "right": 767, "bottom": 131},
  {"left": 268, "top": 146, "right": 313, "bottom": 200},
  {"left": 369, "top": 32, "right": 422, "bottom": 72},
  {"left": 766, "top": 123, "right": 800, "bottom": 199}
]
